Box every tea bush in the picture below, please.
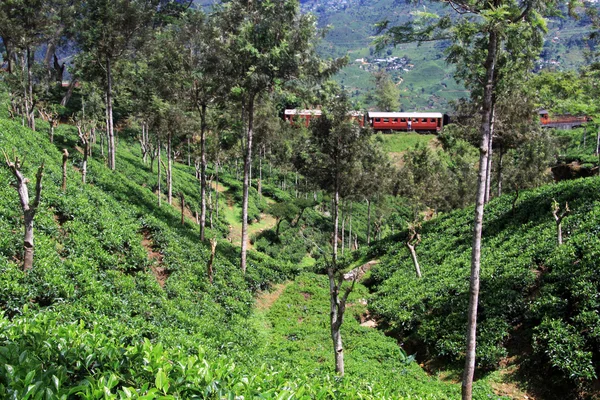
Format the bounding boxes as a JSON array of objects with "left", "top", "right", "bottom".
[{"left": 369, "top": 176, "right": 600, "bottom": 395}]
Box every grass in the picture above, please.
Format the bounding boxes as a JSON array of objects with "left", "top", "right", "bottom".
[
  {"left": 374, "top": 132, "right": 436, "bottom": 153},
  {"left": 220, "top": 189, "right": 278, "bottom": 247}
]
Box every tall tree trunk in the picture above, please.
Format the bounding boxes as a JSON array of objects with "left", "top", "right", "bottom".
[
  {"left": 240, "top": 96, "right": 255, "bottom": 273},
  {"left": 82, "top": 141, "right": 88, "bottom": 184},
  {"left": 497, "top": 149, "right": 504, "bottom": 197},
  {"left": 295, "top": 171, "right": 299, "bottom": 198},
  {"left": 21, "top": 52, "right": 28, "bottom": 128},
  {"left": 167, "top": 132, "right": 173, "bottom": 205},
  {"left": 341, "top": 212, "right": 346, "bottom": 255},
  {"left": 187, "top": 137, "right": 191, "bottom": 167},
  {"left": 329, "top": 174, "right": 345, "bottom": 375},
  {"left": 61, "top": 149, "right": 68, "bottom": 192},
  {"left": 200, "top": 104, "right": 207, "bottom": 241},
  {"left": 215, "top": 161, "right": 220, "bottom": 222},
  {"left": 258, "top": 146, "right": 263, "bottom": 197},
  {"left": 407, "top": 243, "right": 422, "bottom": 278},
  {"left": 348, "top": 203, "right": 352, "bottom": 252},
  {"left": 462, "top": 29, "right": 497, "bottom": 400},
  {"left": 366, "top": 199, "right": 372, "bottom": 245},
  {"left": 60, "top": 79, "right": 77, "bottom": 107},
  {"left": 207, "top": 238, "right": 217, "bottom": 284},
  {"left": 484, "top": 108, "right": 495, "bottom": 204},
  {"left": 180, "top": 192, "right": 185, "bottom": 225},
  {"left": 106, "top": 56, "right": 116, "bottom": 170},
  {"left": 333, "top": 184, "right": 339, "bottom": 260},
  {"left": 157, "top": 140, "right": 162, "bottom": 207},
  {"left": 27, "top": 47, "right": 35, "bottom": 131}
]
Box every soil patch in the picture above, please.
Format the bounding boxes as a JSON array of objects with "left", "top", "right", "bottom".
[
  {"left": 140, "top": 229, "right": 169, "bottom": 288},
  {"left": 255, "top": 282, "right": 290, "bottom": 311}
]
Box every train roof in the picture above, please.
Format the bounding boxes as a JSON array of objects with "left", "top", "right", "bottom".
[
  {"left": 367, "top": 112, "right": 443, "bottom": 118},
  {"left": 284, "top": 109, "right": 322, "bottom": 116}
]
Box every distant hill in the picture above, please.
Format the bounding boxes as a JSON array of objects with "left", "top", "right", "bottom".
[{"left": 303, "top": 0, "right": 596, "bottom": 111}]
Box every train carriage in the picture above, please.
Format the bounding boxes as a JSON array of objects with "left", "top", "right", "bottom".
[{"left": 367, "top": 112, "right": 444, "bottom": 132}]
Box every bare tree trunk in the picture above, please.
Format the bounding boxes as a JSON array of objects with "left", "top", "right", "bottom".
[
  {"left": 3, "top": 154, "right": 44, "bottom": 271},
  {"left": 240, "top": 96, "right": 255, "bottom": 273},
  {"left": 180, "top": 192, "right": 185, "bottom": 225},
  {"left": 208, "top": 174, "right": 213, "bottom": 229},
  {"left": 462, "top": 29, "right": 497, "bottom": 400},
  {"left": 258, "top": 146, "right": 263, "bottom": 197},
  {"left": 21, "top": 52, "right": 28, "bottom": 128},
  {"left": 328, "top": 174, "right": 348, "bottom": 376},
  {"left": 61, "top": 149, "right": 68, "bottom": 192},
  {"left": 200, "top": 104, "right": 207, "bottom": 241},
  {"left": 366, "top": 199, "right": 371, "bottom": 245},
  {"left": 167, "top": 132, "right": 173, "bottom": 205},
  {"left": 157, "top": 140, "right": 162, "bottom": 207},
  {"left": 497, "top": 149, "right": 504, "bottom": 197},
  {"left": 595, "top": 129, "right": 600, "bottom": 156},
  {"left": 27, "top": 48, "right": 35, "bottom": 131},
  {"left": 333, "top": 186, "right": 339, "bottom": 260},
  {"left": 106, "top": 56, "right": 116, "bottom": 170},
  {"left": 484, "top": 109, "right": 495, "bottom": 204},
  {"left": 327, "top": 255, "right": 356, "bottom": 377},
  {"left": 82, "top": 142, "right": 88, "bottom": 184},
  {"left": 552, "top": 200, "right": 570, "bottom": 246},
  {"left": 341, "top": 213, "right": 346, "bottom": 255},
  {"left": 215, "top": 161, "right": 220, "bottom": 222},
  {"left": 60, "top": 79, "right": 77, "bottom": 107},
  {"left": 208, "top": 238, "right": 217, "bottom": 284},
  {"left": 295, "top": 171, "right": 298, "bottom": 198},
  {"left": 407, "top": 243, "right": 421, "bottom": 278},
  {"left": 348, "top": 203, "right": 352, "bottom": 252}
]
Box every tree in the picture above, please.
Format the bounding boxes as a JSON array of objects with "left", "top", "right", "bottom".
[
  {"left": 219, "top": 0, "right": 331, "bottom": 273},
  {"left": 2, "top": 152, "right": 44, "bottom": 271},
  {"left": 177, "top": 10, "right": 228, "bottom": 241},
  {"left": 376, "top": 1, "right": 569, "bottom": 397},
  {"left": 74, "top": 0, "right": 172, "bottom": 170},
  {"left": 0, "top": 0, "right": 67, "bottom": 130},
  {"left": 268, "top": 202, "right": 299, "bottom": 236},
  {"left": 552, "top": 199, "right": 570, "bottom": 245},
  {"left": 373, "top": 71, "right": 400, "bottom": 112},
  {"left": 297, "top": 92, "right": 386, "bottom": 375}
]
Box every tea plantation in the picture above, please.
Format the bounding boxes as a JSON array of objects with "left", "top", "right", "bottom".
[
  {"left": 367, "top": 174, "right": 600, "bottom": 398},
  {"left": 0, "top": 117, "right": 511, "bottom": 398}
]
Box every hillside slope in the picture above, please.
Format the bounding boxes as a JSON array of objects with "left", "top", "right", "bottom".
[
  {"left": 0, "top": 117, "right": 507, "bottom": 398},
  {"left": 367, "top": 175, "right": 600, "bottom": 398}
]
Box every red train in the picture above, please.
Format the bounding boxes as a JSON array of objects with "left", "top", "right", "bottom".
[
  {"left": 284, "top": 109, "right": 447, "bottom": 133},
  {"left": 538, "top": 110, "right": 590, "bottom": 129}
]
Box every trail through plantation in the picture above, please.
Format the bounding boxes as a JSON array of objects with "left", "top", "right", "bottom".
[
  {"left": 218, "top": 184, "right": 278, "bottom": 248},
  {"left": 141, "top": 229, "right": 168, "bottom": 288}
]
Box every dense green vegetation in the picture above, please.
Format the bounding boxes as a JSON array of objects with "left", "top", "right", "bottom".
[
  {"left": 3, "top": 0, "right": 600, "bottom": 398},
  {"left": 367, "top": 176, "right": 600, "bottom": 397},
  {"left": 0, "top": 114, "right": 510, "bottom": 398}
]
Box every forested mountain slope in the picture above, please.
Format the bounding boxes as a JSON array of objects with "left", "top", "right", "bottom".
[{"left": 367, "top": 174, "right": 600, "bottom": 398}]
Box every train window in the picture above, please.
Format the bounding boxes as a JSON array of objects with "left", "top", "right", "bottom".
[
  {"left": 421, "top": 118, "right": 427, "bottom": 122},
  {"left": 392, "top": 118, "right": 397, "bottom": 123},
  {"left": 383, "top": 118, "right": 389, "bottom": 122},
  {"left": 400, "top": 118, "right": 406, "bottom": 122},
  {"left": 375, "top": 118, "right": 381, "bottom": 122},
  {"left": 430, "top": 118, "right": 436, "bottom": 122}
]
